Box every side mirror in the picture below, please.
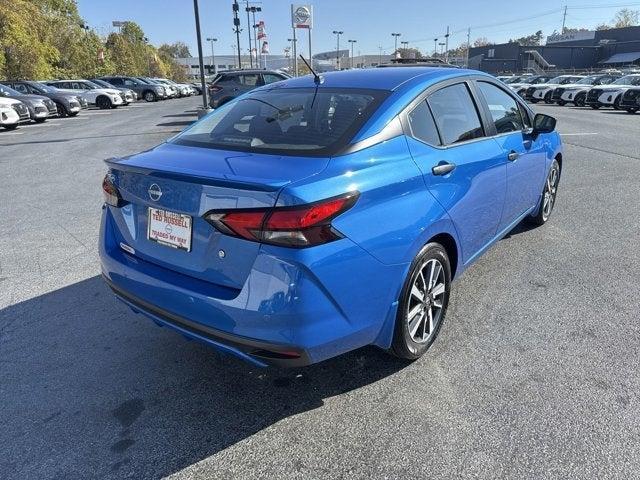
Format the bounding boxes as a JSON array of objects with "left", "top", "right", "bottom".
[{"left": 532, "top": 113, "right": 556, "bottom": 134}]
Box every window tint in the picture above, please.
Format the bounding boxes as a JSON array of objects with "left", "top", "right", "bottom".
[
  {"left": 407, "top": 101, "right": 440, "bottom": 146},
  {"left": 477, "top": 82, "right": 525, "bottom": 134},
  {"left": 172, "top": 88, "right": 387, "bottom": 156},
  {"left": 263, "top": 74, "right": 285, "bottom": 85},
  {"left": 14, "top": 84, "right": 29, "bottom": 94},
  {"left": 239, "top": 74, "right": 260, "bottom": 86},
  {"left": 427, "top": 83, "right": 484, "bottom": 145}
]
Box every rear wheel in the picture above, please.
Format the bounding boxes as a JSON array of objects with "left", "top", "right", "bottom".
[
  {"left": 144, "top": 91, "right": 157, "bottom": 102},
  {"left": 96, "top": 96, "right": 112, "bottom": 109},
  {"left": 613, "top": 96, "right": 622, "bottom": 110},
  {"left": 575, "top": 93, "right": 586, "bottom": 107},
  {"left": 56, "top": 102, "right": 68, "bottom": 117},
  {"left": 390, "top": 243, "right": 451, "bottom": 360},
  {"left": 527, "top": 159, "right": 560, "bottom": 226},
  {"left": 544, "top": 92, "right": 554, "bottom": 104}
]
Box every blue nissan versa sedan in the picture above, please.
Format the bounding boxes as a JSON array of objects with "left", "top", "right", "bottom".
[{"left": 100, "top": 67, "right": 562, "bottom": 367}]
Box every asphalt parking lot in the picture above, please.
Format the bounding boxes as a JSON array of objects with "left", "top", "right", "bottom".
[{"left": 1, "top": 98, "right": 639, "bottom": 479}]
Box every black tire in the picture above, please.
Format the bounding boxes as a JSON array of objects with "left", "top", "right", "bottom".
[
  {"left": 34, "top": 117, "right": 46, "bottom": 123},
  {"left": 544, "top": 92, "right": 554, "bottom": 104},
  {"left": 575, "top": 93, "right": 586, "bottom": 107},
  {"left": 68, "top": 111, "right": 79, "bottom": 117},
  {"left": 590, "top": 104, "right": 600, "bottom": 109},
  {"left": 626, "top": 108, "right": 638, "bottom": 114},
  {"left": 389, "top": 243, "right": 452, "bottom": 361},
  {"left": 527, "top": 159, "right": 560, "bottom": 227},
  {"left": 557, "top": 100, "right": 566, "bottom": 106},
  {"left": 3, "top": 124, "right": 18, "bottom": 130},
  {"left": 529, "top": 99, "right": 539, "bottom": 104},
  {"left": 96, "top": 96, "right": 112, "bottom": 109},
  {"left": 613, "top": 96, "right": 622, "bottom": 110},
  {"left": 56, "top": 102, "right": 68, "bottom": 118},
  {"left": 143, "top": 90, "right": 157, "bottom": 102}
]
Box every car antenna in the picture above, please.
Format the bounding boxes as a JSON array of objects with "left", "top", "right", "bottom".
[{"left": 299, "top": 54, "right": 323, "bottom": 85}]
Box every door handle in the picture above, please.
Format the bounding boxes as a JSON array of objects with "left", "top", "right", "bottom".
[
  {"left": 507, "top": 151, "right": 519, "bottom": 161},
  {"left": 432, "top": 162, "right": 456, "bottom": 176}
]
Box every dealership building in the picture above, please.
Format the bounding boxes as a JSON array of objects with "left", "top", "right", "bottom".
[{"left": 468, "top": 25, "right": 640, "bottom": 73}]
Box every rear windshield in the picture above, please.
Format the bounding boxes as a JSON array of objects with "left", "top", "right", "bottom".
[{"left": 172, "top": 87, "right": 388, "bottom": 156}]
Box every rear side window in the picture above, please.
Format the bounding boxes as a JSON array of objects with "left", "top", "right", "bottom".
[
  {"left": 263, "top": 74, "right": 286, "bottom": 85},
  {"left": 172, "top": 88, "right": 387, "bottom": 156},
  {"left": 239, "top": 74, "right": 260, "bottom": 86},
  {"left": 407, "top": 101, "right": 440, "bottom": 146},
  {"left": 477, "top": 82, "right": 525, "bottom": 134},
  {"left": 427, "top": 83, "right": 484, "bottom": 145}
]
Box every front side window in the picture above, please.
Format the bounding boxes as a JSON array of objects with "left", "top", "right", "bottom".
[
  {"left": 407, "top": 100, "right": 440, "bottom": 146},
  {"left": 172, "top": 88, "right": 387, "bottom": 156},
  {"left": 14, "top": 84, "right": 29, "bottom": 94},
  {"left": 239, "top": 74, "right": 260, "bottom": 86},
  {"left": 427, "top": 83, "right": 484, "bottom": 145},
  {"left": 477, "top": 82, "right": 525, "bottom": 134}
]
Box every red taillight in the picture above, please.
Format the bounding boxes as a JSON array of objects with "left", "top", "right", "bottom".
[
  {"left": 102, "top": 173, "right": 124, "bottom": 207},
  {"left": 205, "top": 192, "right": 359, "bottom": 248}
]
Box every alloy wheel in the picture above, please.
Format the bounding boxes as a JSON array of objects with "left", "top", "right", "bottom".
[
  {"left": 406, "top": 259, "right": 446, "bottom": 344},
  {"left": 542, "top": 165, "right": 559, "bottom": 221}
]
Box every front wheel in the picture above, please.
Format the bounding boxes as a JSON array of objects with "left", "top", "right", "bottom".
[
  {"left": 591, "top": 104, "right": 600, "bottom": 110},
  {"left": 557, "top": 100, "right": 566, "bottom": 106},
  {"left": 56, "top": 103, "right": 68, "bottom": 117},
  {"left": 34, "top": 117, "right": 46, "bottom": 123},
  {"left": 544, "top": 92, "right": 554, "bottom": 104},
  {"left": 527, "top": 159, "right": 560, "bottom": 226},
  {"left": 3, "top": 124, "right": 18, "bottom": 130},
  {"left": 144, "top": 91, "right": 157, "bottom": 102},
  {"left": 96, "top": 96, "right": 112, "bottom": 109},
  {"left": 389, "top": 243, "right": 451, "bottom": 360},
  {"left": 626, "top": 108, "right": 638, "bottom": 114},
  {"left": 575, "top": 93, "right": 586, "bottom": 107}
]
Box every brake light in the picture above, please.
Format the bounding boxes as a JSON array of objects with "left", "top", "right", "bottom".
[
  {"left": 204, "top": 192, "right": 359, "bottom": 247},
  {"left": 102, "top": 172, "right": 124, "bottom": 207}
]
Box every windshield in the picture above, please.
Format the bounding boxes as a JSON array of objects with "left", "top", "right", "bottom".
[
  {"left": 576, "top": 76, "right": 598, "bottom": 85},
  {"left": 92, "top": 79, "right": 110, "bottom": 88},
  {"left": 29, "top": 83, "right": 55, "bottom": 93},
  {"left": 612, "top": 75, "right": 640, "bottom": 85},
  {"left": 136, "top": 78, "right": 152, "bottom": 84},
  {"left": 172, "top": 87, "right": 388, "bottom": 156},
  {"left": 532, "top": 76, "right": 551, "bottom": 84},
  {"left": 504, "top": 76, "right": 524, "bottom": 84},
  {"left": 84, "top": 80, "right": 102, "bottom": 89},
  {"left": 0, "top": 85, "right": 21, "bottom": 96}
]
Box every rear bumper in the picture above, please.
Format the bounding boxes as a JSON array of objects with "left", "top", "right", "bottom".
[{"left": 99, "top": 206, "right": 402, "bottom": 367}]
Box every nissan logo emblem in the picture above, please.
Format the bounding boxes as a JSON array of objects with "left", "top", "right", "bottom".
[{"left": 148, "top": 184, "right": 162, "bottom": 201}]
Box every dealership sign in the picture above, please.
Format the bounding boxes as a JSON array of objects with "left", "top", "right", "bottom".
[
  {"left": 547, "top": 30, "right": 595, "bottom": 44},
  {"left": 292, "top": 4, "right": 313, "bottom": 29}
]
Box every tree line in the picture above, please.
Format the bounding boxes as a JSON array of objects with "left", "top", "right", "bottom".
[{"left": 0, "top": 0, "right": 191, "bottom": 81}]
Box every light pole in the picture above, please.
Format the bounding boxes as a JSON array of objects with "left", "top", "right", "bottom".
[
  {"left": 247, "top": 6, "right": 262, "bottom": 68},
  {"left": 287, "top": 37, "right": 297, "bottom": 74},
  {"left": 193, "top": 0, "right": 208, "bottom": 111},
  {"left": 378, "top": 46, "right": 383, "bottom": 65},
  {"left": 439, "top": 42, "right": 445, "bottom": 56},
  {"left": 348, "top": 39, "right": 356, "bottom": 68},
  {"left": 333, "top": 30, "right": 343, "bottom": 70},
  {"left": 391, "top": 33, "right": 401, "bottom": 57},
  {"left": 244, "top": 2, "right": 262, "bottom": 67},
  {"left": 400, "top": 40, "right": 409, "bottom": 58},
  {"left": 232, "top": 0, "right": 242, "bottom": 69},
  {"left": 206, "top": 37, "right": 217, "bottom": 74},
  {"left": 433, "top": 38, "right": 438, "bottom": 57}
]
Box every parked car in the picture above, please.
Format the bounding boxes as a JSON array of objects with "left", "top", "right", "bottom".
[
  {"left": 508, "top": 75, "right": 555, "bottom": 98},
  {"left": 619, "top": 87, "right": 640, "bottom": 113},
  {"left": 190, "top": 82, "right": 203, "bottom": 95},
  {"left": 45, "top": 79, "right": 124, "bottom": 109},
  {"left": 528, "top": 75, "right": 585, "bottom": 104},
  {"left": 586, "top": 74, "right": 640, "bottom": 109},
  {"left": 0, "top": 84, "right": 56, "bottom": 122},
  {"left": 89, "top": 78, "right": 137, "bottom": 103},
  {"left": 0, "top": 100, "right": 22, "bottom": 130},
  {"left": 100, "top": 76, "right": 167, "bottom": 102},
  {"left": 152, "top": 78, "right": 193, "bottom": 97},
  {"left": 100, "top": 67, "right": 562, "bottom": 367},
  {"left": 207, "top": 69, "right": 290, "bottom": 108},
  {"left": 138, "top": 77, "right": 176, "bottom": 98},
  {"left": 2, "top": 80, "right": 84, "bottom": 117},
  {"left": 553, "top": 74, "right": 621, "bottom": 106}
]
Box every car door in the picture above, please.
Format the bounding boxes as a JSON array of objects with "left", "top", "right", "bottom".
[
  {"left": 403, "top": 80, "right": 507, "bottom": 264},
  {"left": 475, "top": 80, "right": 546, "bottom": 230}
]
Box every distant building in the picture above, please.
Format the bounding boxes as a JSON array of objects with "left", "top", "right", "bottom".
[
  {"left": 176, "top": 55, "right": 289, "bottom": 76},
  {"left": 468, "top": 25, "right": 640, "bottom": 73}
]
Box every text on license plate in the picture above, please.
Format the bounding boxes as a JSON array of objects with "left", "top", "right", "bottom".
[{"left": 147, "top": 208, "right": 192, "bottom": 252}]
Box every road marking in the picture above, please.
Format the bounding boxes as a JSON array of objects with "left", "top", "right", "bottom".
[
  {"left": 560, "top": 132, "right": 599, "bottom": 136},
  {"left": 88, "top": 112, "right": 113, "bottom": 115},
  {"left": 0, "top": 131, "right": 23, "bottom": 135}
]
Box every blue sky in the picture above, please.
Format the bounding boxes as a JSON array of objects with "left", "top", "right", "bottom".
[{"left": 77, "top": 1, "right": 639, "bottom": 57}]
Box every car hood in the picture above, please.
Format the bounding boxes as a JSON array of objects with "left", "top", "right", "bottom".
[
  {"left": 3, "top": 94, "right": 46, "bottom": 104},
  {"left": 0, "top": 98, "right": 23, "bottom": 107},
  {"left": 591, "top": 84, "right": 635, "bottom": 91}
]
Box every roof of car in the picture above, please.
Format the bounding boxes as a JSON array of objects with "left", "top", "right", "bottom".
[{"left": 270, "top": 67, "right": 481, "bottom": 91}]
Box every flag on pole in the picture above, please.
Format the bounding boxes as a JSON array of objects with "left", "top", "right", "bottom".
[
  {"left": 257, "top": 21, "right": 266, "bottom": 40},
  {"left": 261, "top": 41, "right": 269, "bottom": 54}
]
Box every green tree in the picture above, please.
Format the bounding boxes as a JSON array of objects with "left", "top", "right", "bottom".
[
  {"left": 396, "top": 47, "right": 423, "bottom": 59},
  {"left": 509, "top": 30, "right": 544, "bottom": 46},
  {"left": 158, "top": 42, "right": 191, "bottom": 59}
]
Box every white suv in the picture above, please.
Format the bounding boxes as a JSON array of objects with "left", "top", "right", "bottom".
[{"left": 45, "top": 79, "right": 124, "bottom": 109}]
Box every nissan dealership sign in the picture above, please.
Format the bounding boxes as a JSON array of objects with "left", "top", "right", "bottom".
[
  {"left": 292, "top": 5, "right": 313, "bottom": 29},
  {"left": 547, "top": 30, "right": 595, "bottom": 44}
]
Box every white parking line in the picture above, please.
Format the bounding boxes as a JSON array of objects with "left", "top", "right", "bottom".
[
  {"left": 560, "top": 133, "right": 599, "bottom": 136},
  {"left": 88, "top": 112, "right": 113, "bottom": 115},
  {"left": 1, "top": 131, "right": 23, "bottom": 135}
]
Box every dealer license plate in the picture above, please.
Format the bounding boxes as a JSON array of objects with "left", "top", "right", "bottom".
[{"left": 147, "top": 207, "right": 192, "bottom": 252}]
